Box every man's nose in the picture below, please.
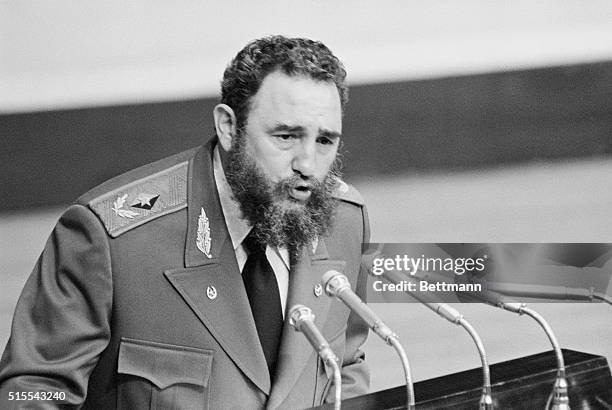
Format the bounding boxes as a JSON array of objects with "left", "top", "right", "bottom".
[{"left": 291, "top": 140, "right": 316, "bottom": 178}]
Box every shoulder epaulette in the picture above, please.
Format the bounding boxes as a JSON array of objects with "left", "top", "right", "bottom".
[
  {"left": 86, "top": 161, "right": 189, "bottom": 237},
  {"left": 332, "top": 178, "right": 364, "bottom": 206}
]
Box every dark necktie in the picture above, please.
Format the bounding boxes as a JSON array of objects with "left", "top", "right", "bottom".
[{"left": 242, "top": 232, "right": 284, "bottom": 377}]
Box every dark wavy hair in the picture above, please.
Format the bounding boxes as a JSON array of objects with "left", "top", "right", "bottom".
[{"left": 221, "top": 35, "right": 348, "bottom": 130}]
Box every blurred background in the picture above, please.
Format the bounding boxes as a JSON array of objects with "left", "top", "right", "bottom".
[{"left": 1, "top": 0, "right": 612, "bottom": 394}]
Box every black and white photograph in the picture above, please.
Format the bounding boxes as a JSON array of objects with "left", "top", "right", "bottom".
[{"left": 1, "top": 2, "right": 612, "bottom": 409}]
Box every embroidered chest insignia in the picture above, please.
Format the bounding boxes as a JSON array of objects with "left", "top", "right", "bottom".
[{"left": 196, "top": 207, "right": 212, "bottom": 258}]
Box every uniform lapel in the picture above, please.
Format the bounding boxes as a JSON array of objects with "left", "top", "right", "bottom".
[
  {"left": 165, "top": 141, "right": 271, "bottom": 394},
  {"left": 267, "top": 239, "right": 346, "bottom": 409}
]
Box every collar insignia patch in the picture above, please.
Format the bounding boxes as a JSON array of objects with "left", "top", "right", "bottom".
[{"left": 196, "top": 207, "right": 212, "bottom": 258}]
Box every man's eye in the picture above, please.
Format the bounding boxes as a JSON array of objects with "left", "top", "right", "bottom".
[
  {"left": 317, "top": 137, "right": 334, "bottom": 145},
  {"left": 276, "top": 134, "right": 296, "bottom": 141}
]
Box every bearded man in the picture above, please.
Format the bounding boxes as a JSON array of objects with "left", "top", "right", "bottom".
[{"left": 0, "top": 35, "right": 371, "bottom": 409}]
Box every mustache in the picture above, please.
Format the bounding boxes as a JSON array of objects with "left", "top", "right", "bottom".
[
  {"left": 274, "top": 175, "right": 317, "bottom": 194},
  {"left": 272, "top": 168, "right": 341, "bottom": 202}
]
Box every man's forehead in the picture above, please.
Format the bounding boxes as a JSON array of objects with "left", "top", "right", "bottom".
[{"left": 248, "top": 71, "right": 342, "bottom": 129}]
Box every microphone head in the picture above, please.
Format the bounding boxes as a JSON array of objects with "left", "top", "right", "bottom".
[
  {"left": 322, "top": 270, "right": 351, "bottom": 297},
  {"left": 288, "top": 304, "right": 315, "bottom": 330}
]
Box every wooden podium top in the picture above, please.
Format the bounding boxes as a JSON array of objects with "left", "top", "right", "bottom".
[{"left": 311, "top": 349, "right": 612, "bottom": 409}]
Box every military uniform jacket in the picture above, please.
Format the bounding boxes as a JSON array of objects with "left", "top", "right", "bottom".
[{"left": 0, "top": 139, "right": 371, "bottom": 409}]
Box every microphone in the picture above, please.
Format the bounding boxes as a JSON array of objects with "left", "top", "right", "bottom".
[
  {"left": 486, "top": 282, "right": 612, "bottom": 306},
  {"left": 322, "top": 270, "right": 397, "bottom": 343},
  {"left": 289, "top": 304, "right": 338, "bottom": 365},
  {"left": 412, "top": 269, "right": 570, "bottom": 409},
  {"left": 289, "top": 305, "right": 342, "bottom": 409},
  {"left": 322, "top": 270, "right": 415, "bottom": 410},
  {"left": 450, "top": 286, "right": 571, "bottom": 410},
  {"left": 382, "top": 268, "right": 493, "bottom": 410}
]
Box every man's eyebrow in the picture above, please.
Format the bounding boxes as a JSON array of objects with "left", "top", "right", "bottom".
[
  {"left": 319, "top": 129, "right": 342, "bottom": 139},
  {"left": 267, "top": 123, "right": 342, "bottom": 139},
  {"left": 268, "top": 123, "right": 304, "bottom": 133}
]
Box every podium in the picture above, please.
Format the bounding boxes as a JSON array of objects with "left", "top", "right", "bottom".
[{"left": 311, "top": 350, "right": 612, "bottom": 409}]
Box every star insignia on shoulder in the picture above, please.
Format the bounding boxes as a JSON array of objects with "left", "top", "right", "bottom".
[{"left": 130, "top": 193, "right": 160, "bottom": 210}]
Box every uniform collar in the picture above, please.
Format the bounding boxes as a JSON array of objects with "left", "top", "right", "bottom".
[{"left": 184, "top": 139, "right": 229, "bottom": 267}]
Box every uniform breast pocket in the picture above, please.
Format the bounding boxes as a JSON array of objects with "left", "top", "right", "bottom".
[{"left": 117, "top": 337, "right": 213, "bottom": 410}]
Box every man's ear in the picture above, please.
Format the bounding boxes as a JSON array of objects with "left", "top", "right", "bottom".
[{"left": 213, "top": 104, "right": 238, "bottom": 152}]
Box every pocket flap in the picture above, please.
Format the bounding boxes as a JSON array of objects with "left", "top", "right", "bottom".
[{"left": 118, "top": 338, "right": 213, "bottom": 389}]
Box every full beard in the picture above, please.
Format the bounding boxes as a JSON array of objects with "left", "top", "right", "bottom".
[{"left": 224, "top": 135, "right": 341, "bottom": 258}]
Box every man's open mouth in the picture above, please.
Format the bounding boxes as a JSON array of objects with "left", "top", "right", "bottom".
[{"left": 289, "top": 185, "right": 312, "bottom": 201}]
